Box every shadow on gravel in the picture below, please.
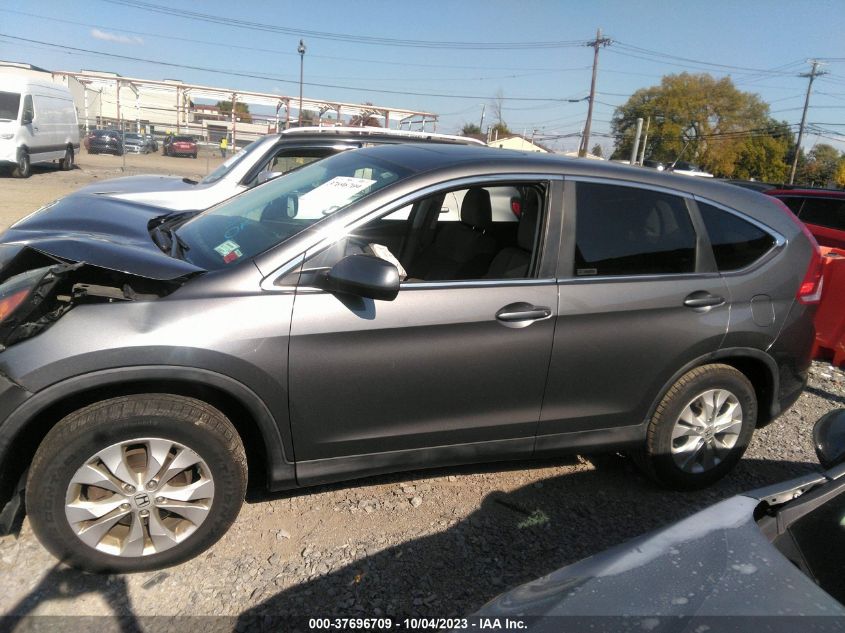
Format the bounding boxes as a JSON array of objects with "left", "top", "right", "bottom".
[
  {"left": 1, "top": 564, "right": 142, "bottom": 632},
  {"left": 236, "top": 455, "right": 819, "bottom": 628},
  {"left": 806, "top": 385, "right": 845, "bottom": 406}
]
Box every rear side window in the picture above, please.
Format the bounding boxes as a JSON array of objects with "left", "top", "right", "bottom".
[
  {"left": 698, "top": 203, "right": 776, "bottom": 271},
  {"left": 575, "top": 182, "right": 696, "bottom": 276},
  {"left": 798, "top": 197, "right": 845, "bottom": 231}
]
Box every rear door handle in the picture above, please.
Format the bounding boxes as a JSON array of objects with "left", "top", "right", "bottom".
[
  {"left": 683, "top": 291, "right": 725, "bottom": 309},
  {"left": 496, "top": 303, "right": 552, "bottom": 322}
]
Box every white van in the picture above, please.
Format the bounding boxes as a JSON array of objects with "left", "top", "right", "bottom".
[{"left": 0, "top": 75, "right": 80, "bottom": 178}]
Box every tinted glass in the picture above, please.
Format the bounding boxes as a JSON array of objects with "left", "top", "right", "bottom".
[
  {"left": 787, "top": 485, "right": 845, "bottom": 604},
  {"left": 699, "top": 202, "right": 775, "bottom": 270},
  {"left": 575, "top": 183, "right": 696, "bottom": 276},
  {"left": 798, "top": 197, "right": 845, "bottom": 231},
  {"left": 0, "top": 91, "right": 20, "bottom": 120},
  {"left": 777, "top": 196, "right": 804, "bottom": 214},
  {"left": 173, "top": 136, "right": 194, "bottom": 142}
]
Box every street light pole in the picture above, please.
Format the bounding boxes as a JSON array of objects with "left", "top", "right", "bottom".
[{"left": 298, "top": 39, "right": 306, "bottom": 126}]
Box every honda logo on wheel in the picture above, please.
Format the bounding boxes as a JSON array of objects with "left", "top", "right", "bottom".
[{"left": 134, "top": 493, "right": 151, "bottom": 508}]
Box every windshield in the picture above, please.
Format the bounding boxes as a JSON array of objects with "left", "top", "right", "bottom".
[
  {"left": 200, "top": 137, "right": 267, "bottom": 185},
  {"left": 0, "top": 91, "right": 21, "bottom": 121},
  {"left": 174, "top": 150, "right": 411, "bottom": 270}
]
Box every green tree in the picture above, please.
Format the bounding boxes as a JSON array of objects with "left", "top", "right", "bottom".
[
  {"left": 611, "top": 73, "right": 789, "bottom": 177},
  {"left": 591, "top": 143, "right": 603, "bottom": 158},
  {"left": 490, "top": 122, "right": 511, "bottom": 140},
  {"left": 835, "top": 158, "right": 845, "bottom": 189},
  {"left": 462, "top": 123, "right": 482, "bottom": 136},
  {"left": 797, "top": 143, "right": 841, "bottom": 186},
  {"left": 216, "top": 100, "right": 252, "bottom": 124}
]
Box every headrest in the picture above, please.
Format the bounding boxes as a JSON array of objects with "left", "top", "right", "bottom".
[
  {"left": 517, "top": 193, "right": 540, "bottom": 251},
  {"left": 460, "top": 188, "right": 492, "bottom": 228}
]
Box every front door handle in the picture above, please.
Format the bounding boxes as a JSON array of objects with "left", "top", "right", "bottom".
[
  {"left": 683, "top": 291, "right": 725, "bottom": 309},
  {"left": 496, "top": 303, "right": 552, "bottom": 322}
]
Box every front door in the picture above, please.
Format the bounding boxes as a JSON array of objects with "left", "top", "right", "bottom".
[{"left": 287, "top": 179, "right": 561, "bottom": 484}]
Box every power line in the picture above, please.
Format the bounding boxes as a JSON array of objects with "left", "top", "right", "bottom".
[
  {"left": 99, "top": 0, "right": 589, "bottom": 50},
  {"left": 0, "top": 34, "right": 584, "bottom": 102}
]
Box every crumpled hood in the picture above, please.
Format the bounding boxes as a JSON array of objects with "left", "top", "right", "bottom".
[
  {"left": 0, "top": 193, "right": 205, "bottom": 280},
  {"left": 75, "top": 175, "right": 201, "bottom": 195}
]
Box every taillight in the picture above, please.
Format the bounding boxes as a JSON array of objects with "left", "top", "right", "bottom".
[
  {"left": 0, "top": 267, "right": 53, "bottom": 324},
  {"left": 771, "top": 198, "right": 824, "bottom": 304}
]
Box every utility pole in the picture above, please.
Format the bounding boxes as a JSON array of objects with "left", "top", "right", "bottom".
[
  {"left": 639, "top": 116, "right": 650, "bottom": 165},
  {"left": 579, "top": 28, "right": 612, "bottom": 157},
  {"left": 479, "top": 104, "right": 485, "bottom": 131},
  {"left": 629, "top": 118, "right": 643, "bottom": 165},
  {"left": 789, "top": 60, "right": 827, "bottom": 184},
  {"left": 298, "top": 39, "right": 307, "bottom": 126}
]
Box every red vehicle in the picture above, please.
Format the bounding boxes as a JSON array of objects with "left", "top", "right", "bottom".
[
  {"left": 765, "top": 188, "right": 845, "bottom": 250},
  {"left": 163, "top": 135, "right": 197, "bottom": 158}
]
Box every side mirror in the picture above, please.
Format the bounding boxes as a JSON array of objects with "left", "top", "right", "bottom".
[
  {"left": 21, "top": 111, "right": 33, "bottom": 125},
  {"left": 255, "top": 170, "right": 283, "bottom": 186},
  {"left": 321, "top": 254, "right": 399, "bottom": 301},
  {"left": 813, "top": 409, "right": 845, "bottom": 469}
]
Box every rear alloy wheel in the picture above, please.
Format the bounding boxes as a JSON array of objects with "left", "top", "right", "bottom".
[
  {"left": 12, "top": 150, "right": 31, "bottom": 178},
  {"left": 26, "top": 394, "right": 247, "bottom": 572},
  {"left": 60, "top": 146, "right": 74, "bottom": 170},
  {"left": 636, "top": 364, "right": 756, "bottom": 489}
]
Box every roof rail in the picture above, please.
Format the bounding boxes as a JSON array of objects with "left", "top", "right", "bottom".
[{"left": 280, "top": 126, "right": 486, "bottom": 146}]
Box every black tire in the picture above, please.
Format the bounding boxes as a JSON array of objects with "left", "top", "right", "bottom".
[
  {"left": 635, "top": 364, "right": 756, "bottom": 490},
  {"left": 26, "top": 394, "right": 247, "bottom": 573},
  {"left": 192, "top": 153, "right": 197, "bottom": 159},
  {"left": 11, "top": 149, "right": 31, "bottom": 178},
  {"left": 60, "top": 146, "right": 74, "bottom": 171}
]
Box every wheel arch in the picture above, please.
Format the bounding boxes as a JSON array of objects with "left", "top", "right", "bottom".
[
  {"left": 644, "top": 347, "right": 779, "bottom": 430},
  {"left": 0, "top": 367, "right": 296, "bottom": 514}
]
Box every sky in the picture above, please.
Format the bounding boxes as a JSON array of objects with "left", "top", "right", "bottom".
[{"left": 1, "top": 0, "right": 844, "bottom": 155}]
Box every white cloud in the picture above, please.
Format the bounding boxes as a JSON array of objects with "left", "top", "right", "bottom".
[{"left": 90, "top": 28, "right": 143, "bottom": 45}]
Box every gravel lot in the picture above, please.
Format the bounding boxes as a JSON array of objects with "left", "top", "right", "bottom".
[{"left": 0, "top": 155, "right": 843, "bottom": 626}]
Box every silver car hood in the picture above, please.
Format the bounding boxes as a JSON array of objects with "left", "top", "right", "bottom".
[
  {"left": 75, "top": 175, "right": 204, "bottom": 195},
  {"left": 477, "top": 489, "right": 845, "bottom": 623}
]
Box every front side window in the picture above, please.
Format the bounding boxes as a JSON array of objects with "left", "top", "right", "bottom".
[
  {"left": 0, "top": 91, "right": 20, "bottom": 121},
  {"left": 175, "top": 151, "right": 411, "bottom": 270},
  {"left": 575, "top": 182, "right": 697, "bottom": 276},
  {"left": 698, "top": 202, "right": 776, "bottom": 270},
  {"left": 304, "top": 181, "right": 547, "bottom": 283}
]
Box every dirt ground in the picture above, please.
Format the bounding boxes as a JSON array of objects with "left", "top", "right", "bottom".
[
  {"left": 0, "top": 148, "right": 227, "bottom": 230},
  {"left": 0, "top": 157, "right": 843, "bottom": 627}
]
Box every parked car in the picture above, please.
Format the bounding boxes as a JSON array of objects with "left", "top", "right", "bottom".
[
  {"left": 765, "top": 187, "right": 845, "bottom": 250},
  {"left": 75, "top": 126, "right": 486, "bottom": 211},
  {"left": 0, "top": 144, "right": 819, "bottom": 572},
  {"left": 473, "top": 409, "right": 845, "bottom": 629},
  {"left": 163, "top": 135, "right": 197, "bottom": 158},
  {"left": 88, "top": 130, "right": 123, "bottom": 156},
  {"left": 0, "top": 73, "right": 79, "bottom": 178},
  {"left": 122, "top": 133, "right": 149, "bottom": 154},
  {"left": 143, "top": 134, "right": 158, "bottom": 153}
]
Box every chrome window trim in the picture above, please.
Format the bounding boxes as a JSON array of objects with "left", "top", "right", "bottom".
[
  {"left": 294, "top": 278, "right": 557, "bottom": 294},
  {"left": 261, "top": 173, "right": 563, "bottom": 288}
]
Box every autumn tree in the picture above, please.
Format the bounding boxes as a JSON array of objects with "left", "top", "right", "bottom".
[
  {"left": 797, "top": 144, "right": 842, "bottom": 186},
  {"left": 611, "top": 73, "right": 791, "bottom": 178},
  {"left": 216, "top": 100, "right": 252, "bottom": 124},
  {"left": 591, "top": 143, "right": 603, "bottom": 158},
  {"left": 835, "top": 158, "right": 845, "bottom": 189}
]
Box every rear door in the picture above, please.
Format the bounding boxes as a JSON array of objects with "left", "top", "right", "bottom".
[{"left": 537, "top": 179, "right": 730, "bottom": 447}]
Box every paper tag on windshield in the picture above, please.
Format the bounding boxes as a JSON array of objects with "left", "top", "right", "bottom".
[
  {"left": 297, "top": 176, "right": 376, "bottom": 218},
  {"left": 214, "top": 239, "right": 243, "bottom": 263}
]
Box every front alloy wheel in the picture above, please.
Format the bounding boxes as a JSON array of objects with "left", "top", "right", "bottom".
[
  {"left": 64, "top": 438, "right": 215, "bottom": 557},
  {"left": 27, "top": 394, "right": 246, "bottom": 572}
]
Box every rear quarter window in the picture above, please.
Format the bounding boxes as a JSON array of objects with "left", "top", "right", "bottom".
[{"left": 698, "top": 202, "right": 776, "bottom": 271}]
